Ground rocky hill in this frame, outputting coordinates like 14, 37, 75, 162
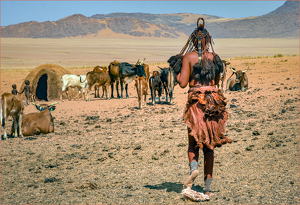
0, 14, 184, 38
1, 1, 298, 38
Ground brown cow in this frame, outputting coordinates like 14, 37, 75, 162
138, 60, 150, 80
1, 93, 24, 140
134, 76, 148, 109
92, 65, 109, 98
135, 60, 150, 108
108, 60, 121, 98
85, 71, 111, 101
226, 67, 249, 92
12, 102, 57, 136
216, 59, 230, 92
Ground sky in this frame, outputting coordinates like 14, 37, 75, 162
1, 1, 286, 27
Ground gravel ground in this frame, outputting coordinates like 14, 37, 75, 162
1, 56, 299, 204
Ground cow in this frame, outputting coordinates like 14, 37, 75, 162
11, 102, 57, 136
216, 59, 231, 93
108, 58, 147, 99
85, 70, 111, 101
92, 66, 109, 98
158, 66, 177, 104
226, 67, 249, 92
61, 74, 88, 101
140, 61, 150, 80
134, 76, 148, 109
108, 60, 121, 98
1, 93, 24, 140
149, 71, 163, 105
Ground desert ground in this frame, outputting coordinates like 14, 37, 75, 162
0, 37, 299, 204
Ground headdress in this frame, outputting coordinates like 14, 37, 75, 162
179, 18, 214, 56
168, 18, 216, 74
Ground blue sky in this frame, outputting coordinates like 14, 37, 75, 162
1, 1, 285, 27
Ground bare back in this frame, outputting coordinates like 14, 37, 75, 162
177, 52, 217, 88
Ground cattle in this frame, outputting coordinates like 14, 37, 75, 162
140, 61, 150, 80
1, 93, 24, 140
226, 67, 249, 92
61, 74, 88, 100
149, 71, 163, 105
134, 60, 149, 108
85, 70, 111, 101
134, 76, 148, 109
158, 66, 177, 104
11, 102, 57, 136
108, 60, 121, 98
92, 66, 109, 98
216, 59, 231, 92
108, 58, 147, 99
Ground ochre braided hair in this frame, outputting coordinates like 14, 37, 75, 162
168, 17, 223, 78
179, 18, 213, 55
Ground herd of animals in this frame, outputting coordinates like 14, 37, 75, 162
1, 58, 249, 140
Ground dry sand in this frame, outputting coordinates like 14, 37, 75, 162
0, 38, 299, 204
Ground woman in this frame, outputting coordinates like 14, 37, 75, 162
176, 18, 233, 201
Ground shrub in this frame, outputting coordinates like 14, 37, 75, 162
274, 54, 283, 58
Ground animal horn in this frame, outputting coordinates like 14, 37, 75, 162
157, 66, 164, 70
136, 59, 140, 65
242, 67, 249, 73
226, 59, 231, 61
48, 102, 59, 106
32, 102, 42, 110
140, 58, 146, 64
230, 67, 237, 72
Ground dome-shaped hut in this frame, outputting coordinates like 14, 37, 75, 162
19, 64, 70, 101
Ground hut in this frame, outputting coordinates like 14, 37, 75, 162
19, 64, 70, 101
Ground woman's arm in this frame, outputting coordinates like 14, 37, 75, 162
177, 52, 198, 88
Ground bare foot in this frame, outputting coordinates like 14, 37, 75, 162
183, 170, 199, 189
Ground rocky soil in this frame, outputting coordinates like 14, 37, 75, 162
1, 55, 299, 204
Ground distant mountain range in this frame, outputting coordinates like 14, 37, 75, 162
1, 1, 298, 38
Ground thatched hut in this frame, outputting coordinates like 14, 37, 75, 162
19, 64, 70, 101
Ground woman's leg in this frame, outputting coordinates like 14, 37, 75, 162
183, 129, 200, 189
203, 145, 214, 196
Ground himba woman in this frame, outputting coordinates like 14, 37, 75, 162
169, 18, 233, 201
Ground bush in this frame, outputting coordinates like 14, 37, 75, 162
274, 54, 283, 58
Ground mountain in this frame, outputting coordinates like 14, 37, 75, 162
263, 0, 298, 17
1, 1, 298, 38
0, 14, 183, 38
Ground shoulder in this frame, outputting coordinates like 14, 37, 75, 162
184, 51, 198, 60
183, 52, 199, 67
183, 52, 199, 66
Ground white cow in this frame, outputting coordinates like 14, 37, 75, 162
61, 74, 88, 101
